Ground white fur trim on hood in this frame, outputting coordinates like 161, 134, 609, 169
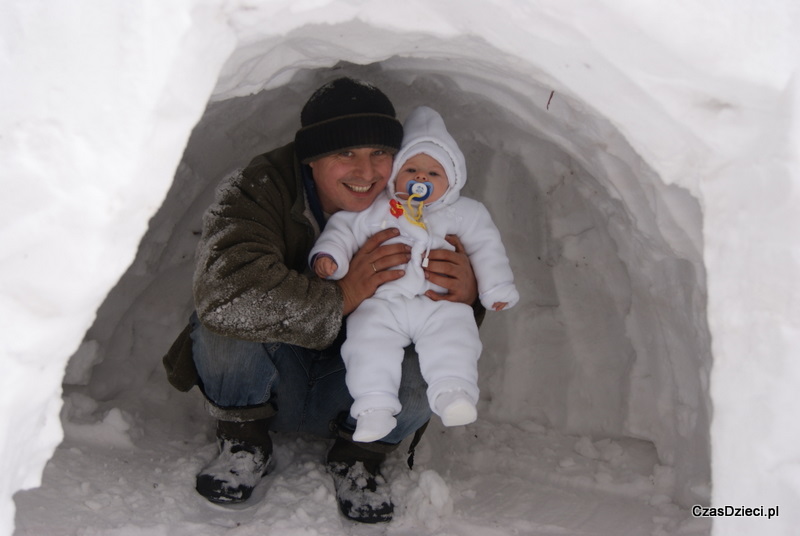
388, 106, 467, 209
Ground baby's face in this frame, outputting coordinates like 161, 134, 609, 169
394, 153, 449, 203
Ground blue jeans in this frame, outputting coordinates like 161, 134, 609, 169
189, 313, 432, 444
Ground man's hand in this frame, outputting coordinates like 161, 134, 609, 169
337, 228, 411, 316
424, 234, 479, 305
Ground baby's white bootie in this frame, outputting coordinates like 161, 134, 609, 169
434, 390, 478, 427
353, 408, 397, 443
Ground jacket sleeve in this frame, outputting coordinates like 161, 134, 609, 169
193, 166, 343, 349
456, 200, 520, 310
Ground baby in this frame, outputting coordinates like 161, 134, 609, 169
310, 106, 519, 442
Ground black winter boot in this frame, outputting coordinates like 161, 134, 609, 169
326, 437, 395, 523
195, 419, 272, 504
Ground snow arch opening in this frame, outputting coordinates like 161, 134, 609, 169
69, 42, 711, 512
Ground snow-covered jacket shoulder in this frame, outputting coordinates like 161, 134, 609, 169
193, 142, 343, 348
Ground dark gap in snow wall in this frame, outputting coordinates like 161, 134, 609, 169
68, 60, 712, 507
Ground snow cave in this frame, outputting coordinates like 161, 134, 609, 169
5, 3, 798, 535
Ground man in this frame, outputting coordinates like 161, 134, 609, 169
163, 77, 480, 524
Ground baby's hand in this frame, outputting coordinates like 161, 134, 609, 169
314, 256, 338, 278
492, 302, 508, 312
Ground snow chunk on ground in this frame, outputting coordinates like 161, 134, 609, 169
61, 393, 136, 449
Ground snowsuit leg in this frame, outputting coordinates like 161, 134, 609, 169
342, 297, 410, 418
412, 299, 482, 411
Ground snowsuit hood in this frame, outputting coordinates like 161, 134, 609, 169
388, 106, 466, 209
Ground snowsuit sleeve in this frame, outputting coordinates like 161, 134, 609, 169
308, 209, 367, 281
456, 200, 520, 310
193, 146, 344, 349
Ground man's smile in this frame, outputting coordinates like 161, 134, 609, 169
344, 183, 374, 193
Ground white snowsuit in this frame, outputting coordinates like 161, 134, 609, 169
309, 106, 519, 422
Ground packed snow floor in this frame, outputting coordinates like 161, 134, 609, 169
14, 376, 710, 536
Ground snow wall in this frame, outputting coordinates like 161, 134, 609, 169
1, 1, 798, 535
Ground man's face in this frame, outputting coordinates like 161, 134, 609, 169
309, 147, 393, 214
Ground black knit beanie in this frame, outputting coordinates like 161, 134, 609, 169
295, 78, 403, 164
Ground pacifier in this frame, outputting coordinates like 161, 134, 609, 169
407, 181, 433, 201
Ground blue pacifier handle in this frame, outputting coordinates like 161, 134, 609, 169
407, 181, 433, 201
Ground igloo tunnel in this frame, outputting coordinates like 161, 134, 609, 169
5, 2, 799, 535
82, 55, 712, 500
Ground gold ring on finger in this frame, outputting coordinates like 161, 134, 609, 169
371, 262, 377, 273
